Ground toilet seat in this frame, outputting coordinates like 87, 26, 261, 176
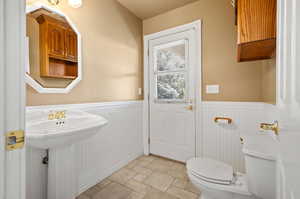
187, 158, 234, 185
187, 158, 253, 196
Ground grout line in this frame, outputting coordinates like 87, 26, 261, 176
82, 155, 199, 198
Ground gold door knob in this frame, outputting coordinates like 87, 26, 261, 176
186, 105, 193, 111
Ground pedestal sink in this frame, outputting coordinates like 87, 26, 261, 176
26, 109, 108, 199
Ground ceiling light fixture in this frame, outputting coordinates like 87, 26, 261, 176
47, 0, 82, 8
68, 0, 82, 8
48, 0, 60, 6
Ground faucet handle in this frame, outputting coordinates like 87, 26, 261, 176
61, 111, 66, 119
48, 111, 55, 120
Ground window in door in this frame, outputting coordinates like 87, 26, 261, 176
153, 39, 189, 103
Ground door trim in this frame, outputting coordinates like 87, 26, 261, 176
0, 0, 4, 197
0, 0, 26, 198
143, 20, 202, 157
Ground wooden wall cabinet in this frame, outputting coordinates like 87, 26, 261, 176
37, 14, 78, 79
237, 0, 277, 62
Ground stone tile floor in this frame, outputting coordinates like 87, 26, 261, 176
77, 155, 201, 199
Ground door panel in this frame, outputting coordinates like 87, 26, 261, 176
149, 29, 196, 162
65, 29, 77, 61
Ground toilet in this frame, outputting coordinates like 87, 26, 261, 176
186, 135, 277, 199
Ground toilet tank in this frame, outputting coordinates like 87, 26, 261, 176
242, 134, 278, 199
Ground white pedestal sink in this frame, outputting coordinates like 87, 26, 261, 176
26, 109, 108, 199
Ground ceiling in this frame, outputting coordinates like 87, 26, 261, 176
117, 0, 199, 20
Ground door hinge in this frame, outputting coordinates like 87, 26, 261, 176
6, 130, 25, 151
148, 138, 150, 144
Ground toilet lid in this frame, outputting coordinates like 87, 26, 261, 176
187, 158, 234, 184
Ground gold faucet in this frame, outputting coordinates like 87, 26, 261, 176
260, 120, 279, 135
48, 111, 66, 120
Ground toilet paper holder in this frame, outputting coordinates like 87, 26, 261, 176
214, 117, 233, 124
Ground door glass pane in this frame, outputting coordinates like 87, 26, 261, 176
156, 41, 186, 72
157, 73, 186, 100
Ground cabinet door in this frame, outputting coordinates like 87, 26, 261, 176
65, 30, 77, 61
48, 23, 65, 58
237, 0, 276, 44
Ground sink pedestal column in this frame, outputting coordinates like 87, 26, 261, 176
48, 144, 78, 199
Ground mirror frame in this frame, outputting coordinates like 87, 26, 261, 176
26, 3, 82, 94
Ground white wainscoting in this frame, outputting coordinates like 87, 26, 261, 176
26, 147, 48, 199
201, 102, 268, 172
26, 100, 273, 199
26, 101, 143, 199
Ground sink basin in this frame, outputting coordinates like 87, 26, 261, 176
26, 109, 108, 149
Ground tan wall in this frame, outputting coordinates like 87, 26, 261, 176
261, 58, 276, 104
27, 0, 276, 106
26, 0, 143, 106
143, 0, 264, 102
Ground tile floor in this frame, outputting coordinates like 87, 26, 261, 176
77, 155, 201, 199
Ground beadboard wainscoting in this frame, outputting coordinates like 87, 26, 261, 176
26, 101, 143, 199
26, 101, 274, 199
201, 102, 268, 172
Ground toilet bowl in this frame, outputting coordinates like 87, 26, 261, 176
187, 158, 256, 199
186, 134, 277, 199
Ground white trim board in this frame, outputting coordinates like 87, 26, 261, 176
202, 101, 267, 108
25, 3, 83, 94
143, 20, 202, 157
0, 0, 5, 197
26, 100, 143, 111
0, 0, 26, 199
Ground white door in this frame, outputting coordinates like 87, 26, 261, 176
148, 28, 198, 162
0, 0, 26, 199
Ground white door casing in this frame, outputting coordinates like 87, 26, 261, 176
276, 1, 300, 198
0, 0, 26, 199
0, 0, 4, 197
276, 0, 300, 129
143, 21, 202, 162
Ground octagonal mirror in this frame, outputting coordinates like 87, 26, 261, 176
26, 3, 82, 93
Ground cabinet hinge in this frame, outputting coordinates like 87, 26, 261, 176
6, 130, 25, 151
